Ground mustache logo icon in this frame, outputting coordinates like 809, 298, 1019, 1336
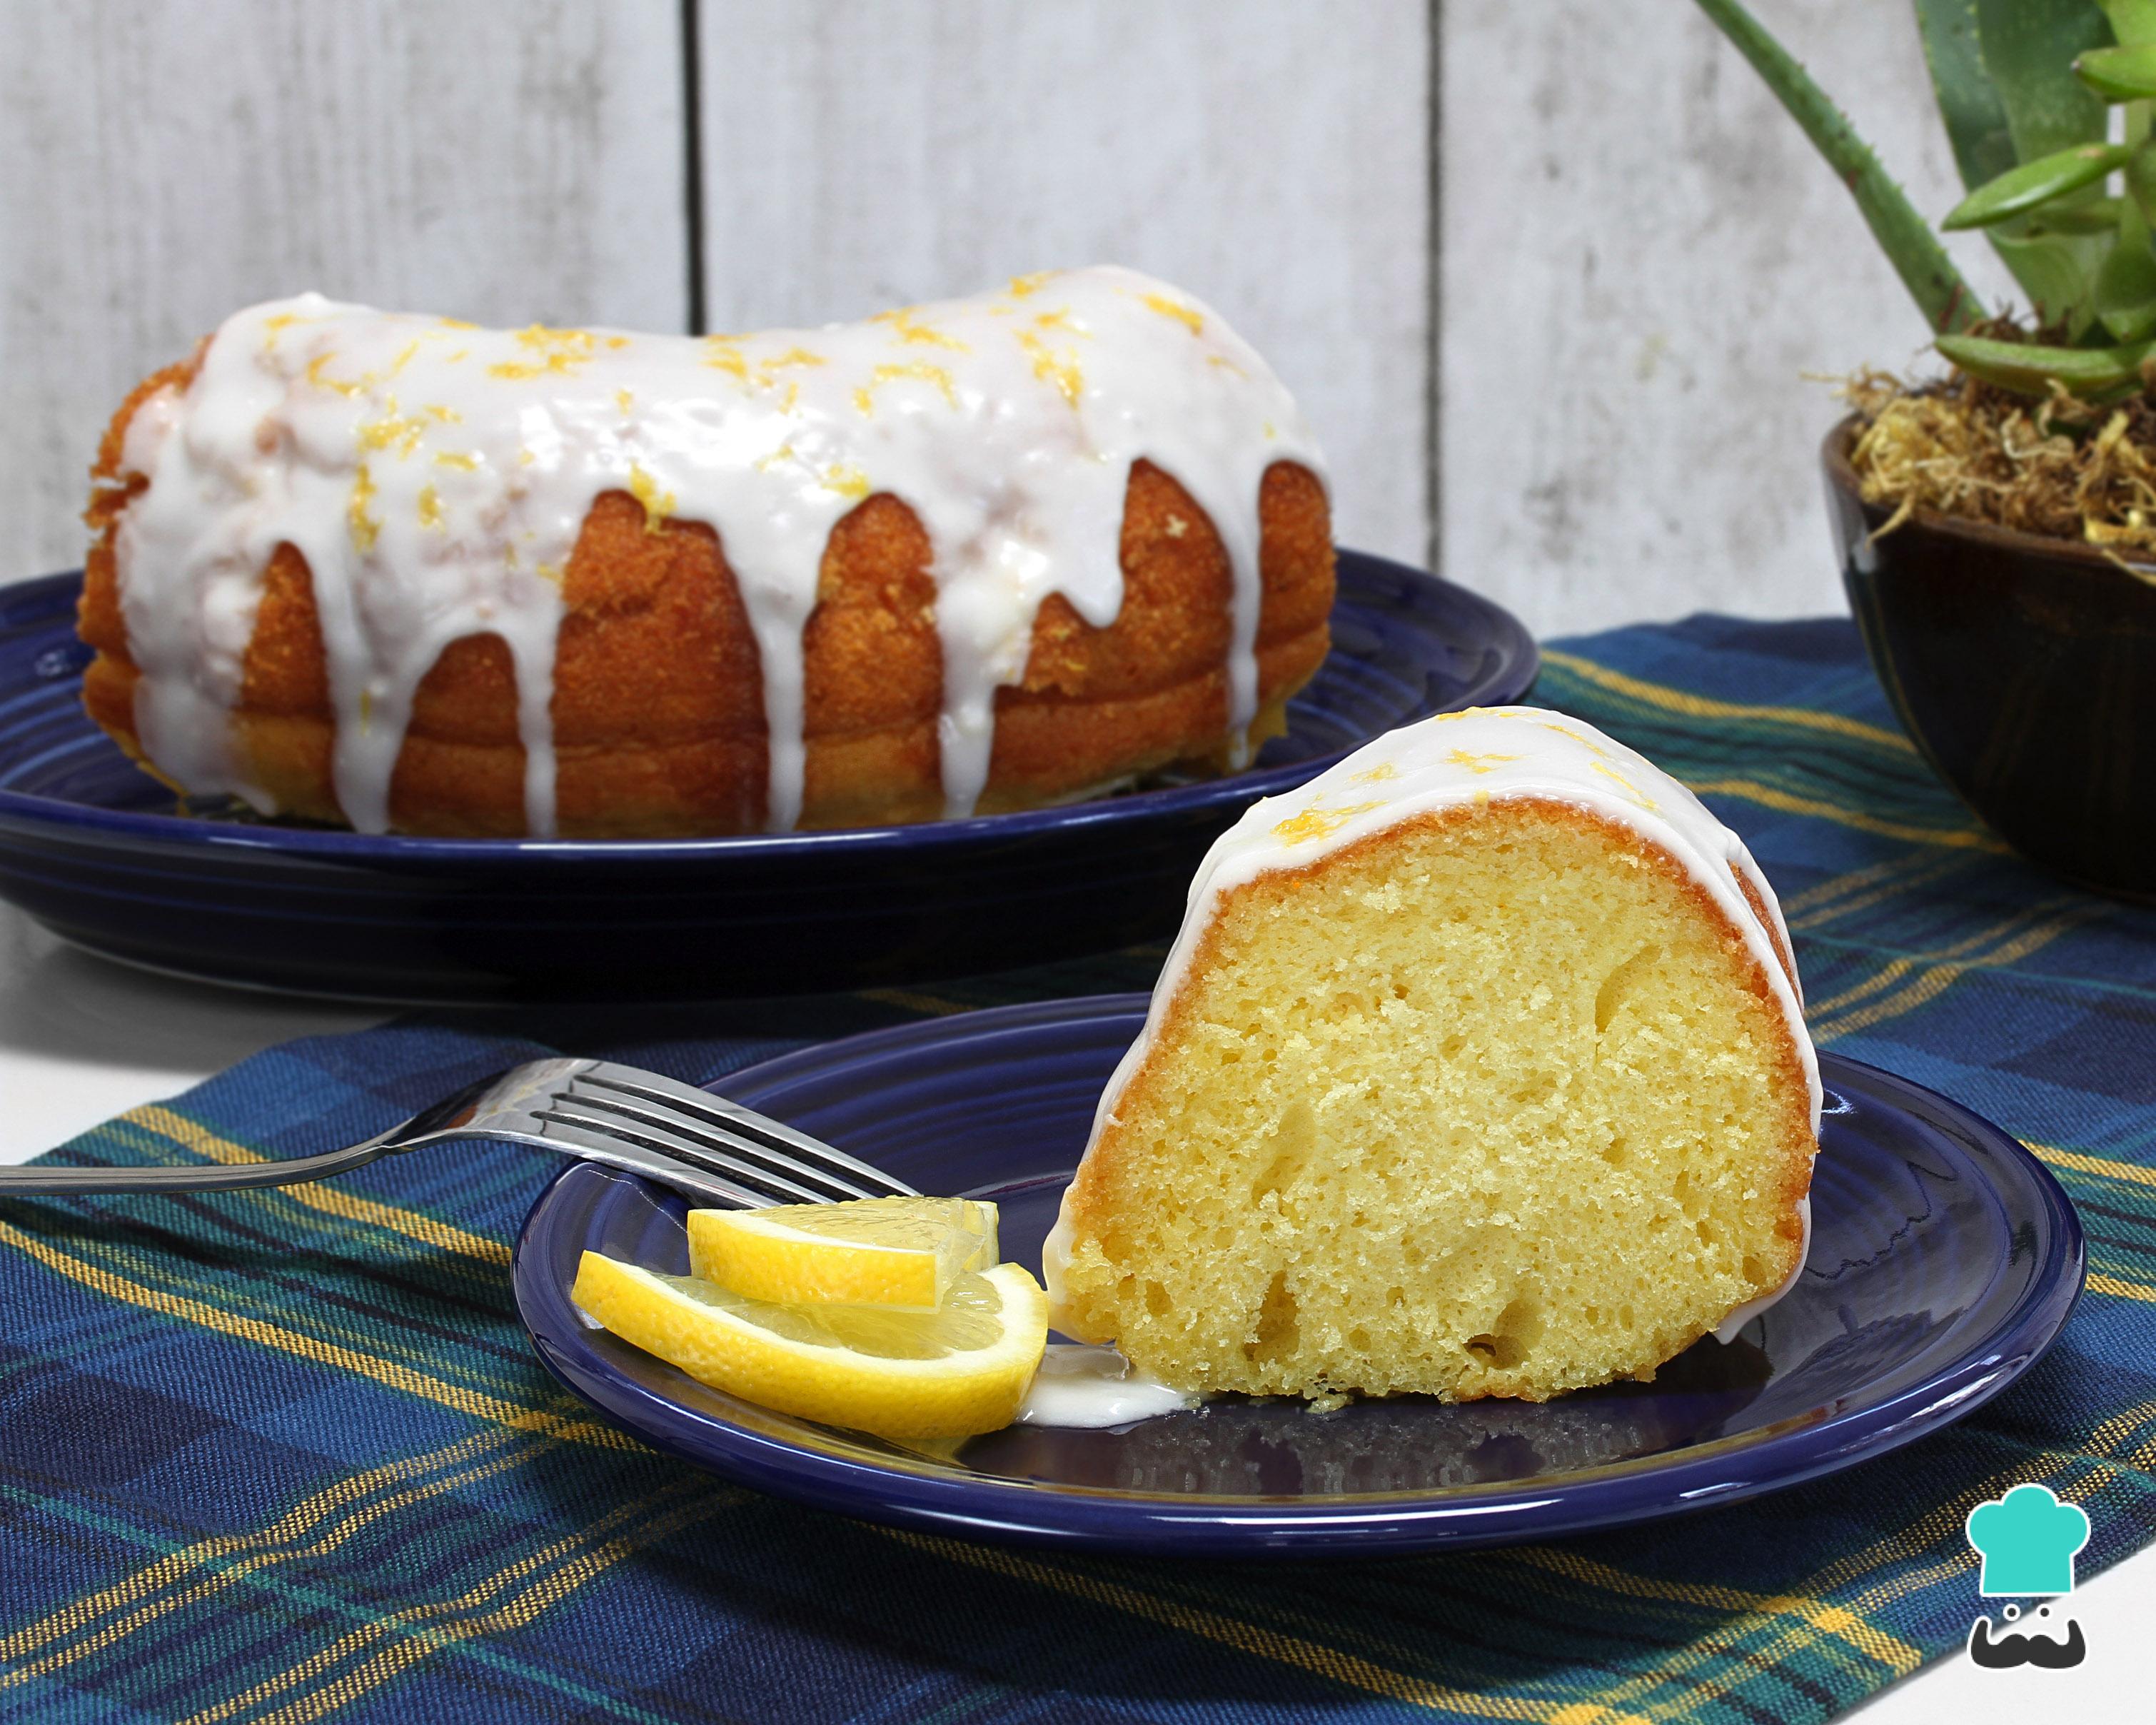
1967, 1603, 2086, 1671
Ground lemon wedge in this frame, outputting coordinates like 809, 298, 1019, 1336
570, 1252, 1047, 1438
686, 1196, 998, 1310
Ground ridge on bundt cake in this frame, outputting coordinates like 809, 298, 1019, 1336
79, 266, 1333, 838
1042, 707, 1820, 1404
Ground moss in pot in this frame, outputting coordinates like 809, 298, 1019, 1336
1698, 0, 2156, 897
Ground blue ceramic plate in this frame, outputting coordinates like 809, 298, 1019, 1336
0, 553, 1533, 1001
515, 995, 2085, 1556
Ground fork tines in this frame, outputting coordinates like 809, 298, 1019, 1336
566, 1064, 917, 1207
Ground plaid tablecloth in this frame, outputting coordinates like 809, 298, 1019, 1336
3, 614, 2152, 1724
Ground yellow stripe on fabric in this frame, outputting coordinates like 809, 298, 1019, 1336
1803, 895, 2085, 1017
26, 1218, 545, 1414
1508, 1549, 1922, 1674
182, 1486, 725, 1725
0, 1429, 541, 1684
0, 1217, 631, 1450
1683, 780, 2005, 853
1800, 896, 2075, 1018
1539, 652, 1915, 753
2031, 1142, 2156, 1192
1783, 852, 1969, 930
121, 1105, 512, 1267
873, 1529, 1652, 1724
1811, 902, 2100, 1042
2088, 1273, 2156, 1304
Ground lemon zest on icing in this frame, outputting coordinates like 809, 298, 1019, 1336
1271, 801, 1381, 845
1591, 759, 1659, 810
305, 354, 366, 398
488, 325, 599, 380
627, 464, 676, 531
1538, 719, 1606, 754
702, 339, 751, 382
876, 310, 969, 351
347, 465, 380, 552
356, 401, 427, 458
1013, 329, 1084, 406
1140, 293, 1204, 335
855, 363, 959, 414
1445, 749, 1521, 777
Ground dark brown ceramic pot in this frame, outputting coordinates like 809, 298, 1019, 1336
1823, 416, 2156, 900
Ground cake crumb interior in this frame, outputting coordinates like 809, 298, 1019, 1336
1056, 803, 1811, 1403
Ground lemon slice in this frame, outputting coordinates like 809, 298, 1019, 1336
570, 1252, 1047, 1439
686, 1196, 999, 1309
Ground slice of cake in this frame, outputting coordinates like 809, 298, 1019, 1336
1042, 706, 1820, 1403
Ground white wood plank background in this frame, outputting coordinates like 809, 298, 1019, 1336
1444, 0, 2020, 633
693, 0, 1431, 569
0, 0, 2032, 635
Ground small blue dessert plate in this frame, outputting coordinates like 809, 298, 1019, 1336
0, 550, 1534, 1002
515, 995, 2086, 1557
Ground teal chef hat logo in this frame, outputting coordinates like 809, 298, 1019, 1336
1965, 1484, 2090, 1597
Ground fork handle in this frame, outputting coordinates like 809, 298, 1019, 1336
0, 1143, 395, 1195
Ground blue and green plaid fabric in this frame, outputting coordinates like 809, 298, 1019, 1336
3, 615, 2151, 1724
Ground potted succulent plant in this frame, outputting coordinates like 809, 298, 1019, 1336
1698, 0, 2156, 899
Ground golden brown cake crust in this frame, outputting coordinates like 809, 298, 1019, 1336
80, 358, 1334, 836
1058, 798, 1817, 1402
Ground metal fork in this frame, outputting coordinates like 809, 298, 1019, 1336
0, 1058, 917, 1209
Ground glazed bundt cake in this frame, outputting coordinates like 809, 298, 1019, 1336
79, 267, 1333, 837
1044, 707, 1820, 1404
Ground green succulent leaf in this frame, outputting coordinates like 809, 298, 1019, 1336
2095, 232, 2156, 340
2100, 1, 2156, 48
1937, 329, 2155, 396
1968, 1, 2116, 322
1943, 141, 2130, 226
2024, 197, 2128, 232
2128, 137, 2156, 221
1916, 0, 2020, 191
1981, 0, 2115, 149
2077, 41, 2156, 96
1985, 224, 2108, 333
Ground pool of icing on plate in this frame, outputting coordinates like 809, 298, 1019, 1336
111, 266, 1324, 835
1014, 1344, 1195, 1429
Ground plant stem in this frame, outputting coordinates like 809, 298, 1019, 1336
1695, 0, 1988, 332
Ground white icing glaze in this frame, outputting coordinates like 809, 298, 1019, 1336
1014, 1344, 1197, 1428
109, 267, 1324, 835
1042, 705, 1822, 1339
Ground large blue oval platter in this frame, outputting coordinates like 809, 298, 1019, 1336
0, 551, 1534, 1000
515, 995, 2085, 1557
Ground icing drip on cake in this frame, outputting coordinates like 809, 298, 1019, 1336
1042, 705, 1823, 1342
110, 266, 1324, 835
